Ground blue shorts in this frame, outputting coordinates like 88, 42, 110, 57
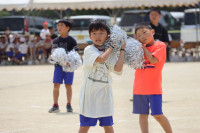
16, 53, 26, 60
132, 95, 163, 115
53, 66, 74, 84
6, 52, 14, 58
80, 114, 114, 127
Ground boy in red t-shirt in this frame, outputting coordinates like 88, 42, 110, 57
133, 22, 172, 133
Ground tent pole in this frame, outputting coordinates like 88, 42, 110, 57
60, 10, 63, 18
106, 8, 121, 25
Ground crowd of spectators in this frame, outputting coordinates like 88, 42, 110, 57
0, 22, 57, 65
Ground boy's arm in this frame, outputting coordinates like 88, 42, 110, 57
142, 44, 159, 64
114, 43, 126, 72
95, 47, 113, 63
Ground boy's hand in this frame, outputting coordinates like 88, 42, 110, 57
141, 44, 147, 49
66, 62, 71, 67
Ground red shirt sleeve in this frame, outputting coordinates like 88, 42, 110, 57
152, 42, 166, 62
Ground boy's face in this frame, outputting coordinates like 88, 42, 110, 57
89, 29, 108, 47
136, 28, 155, 44
45, 35, 51, 40
149, 11, 161, 24
57, 23, 69, 35
43, 24, 48, 29
1, 37, 6, 43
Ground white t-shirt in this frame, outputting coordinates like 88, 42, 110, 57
18, 43, 28, 54
0, 42, 7, 49
27, 41, 35, 48
6, 43, 14, 52
40, 29, 50, 40
35, 41, 42, 48
14, 43, 20, 50
79, 45, 121, 118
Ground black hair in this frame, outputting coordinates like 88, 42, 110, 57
57, 19, 72, 31
150, 7, 161, 14
35, 33, 40, 36
48, 27, 53, 30
135, 22, 152, 34
88, 19, 110, 34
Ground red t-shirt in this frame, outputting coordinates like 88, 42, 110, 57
133, 41, 166, 95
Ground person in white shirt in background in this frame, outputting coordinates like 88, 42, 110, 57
13, 37, 28, 64
13, 33, 21, 50
40, 21, 50, 40
78, 19, 126, 133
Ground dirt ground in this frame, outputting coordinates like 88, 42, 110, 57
0, 62, 199, 133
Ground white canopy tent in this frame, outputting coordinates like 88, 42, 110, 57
0, 0, 200, 11
0, 0, 30, 11
30, 0, 200, 10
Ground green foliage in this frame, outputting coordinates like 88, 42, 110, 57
0, 11, 10, 17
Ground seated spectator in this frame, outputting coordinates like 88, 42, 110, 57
4, 27, 11, 43
13, 37, 28, 64
5, 39, 15, 60
0, 35, 8, 56
49, 27, 57, 40
0, 35, 8, 63
25, 32, 35, 60
43, 33, 52, 60
34, 35, 43, 61
13, 33, 21, 50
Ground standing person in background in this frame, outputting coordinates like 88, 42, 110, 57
149, 8, 170, 61
40, 21, 50, 40
49, 27, 58, 40
48, 19, 79, 113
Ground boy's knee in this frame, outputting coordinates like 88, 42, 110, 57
65, 84, 72, 89
140, 114, 149, 119
153, 114, 163, 121
54, 83, 60, 89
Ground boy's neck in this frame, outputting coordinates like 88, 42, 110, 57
94, 44, 99, 48
60, 33, 68, 38
146, 40, 155, 46
151, 21, 159, 26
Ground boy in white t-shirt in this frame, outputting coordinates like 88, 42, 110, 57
78, 20, 126, 133
13, 37, 28, 64
6, 41, 15, 58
